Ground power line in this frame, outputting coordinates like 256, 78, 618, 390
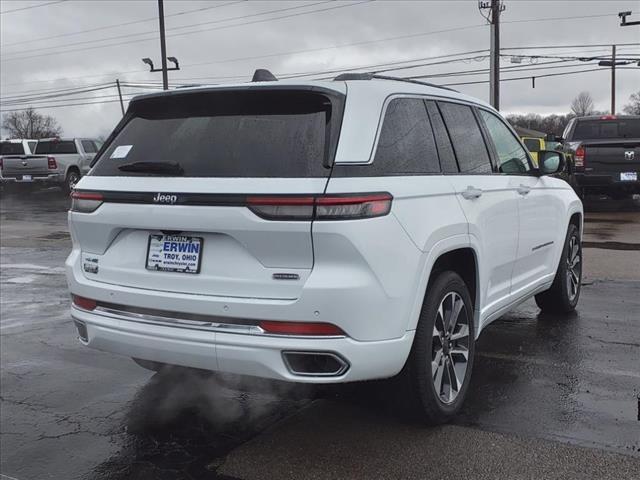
0, 0, 66, 14
1, 0, 348, 60
1, 0, 245, 47
442, 66, 637, 86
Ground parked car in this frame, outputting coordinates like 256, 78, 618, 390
1, 139, 38, 189
0, 137, 102, 193
561, 115, 640, 199
521, 136, 545, 165
66, 73, 583, 424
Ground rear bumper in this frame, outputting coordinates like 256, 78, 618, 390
574, 173, 640, 192
1, 173, 62, 184
70, 304, 414, 383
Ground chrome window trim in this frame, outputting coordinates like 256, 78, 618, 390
339, 93, 488, 166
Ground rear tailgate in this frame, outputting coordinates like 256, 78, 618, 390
71, 87, 344, 300
583, 140, 640, 179
1, 155, 50, 178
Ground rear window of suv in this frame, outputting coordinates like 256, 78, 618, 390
0, 142, 25, 155
91, 89, 342, 178
35, 141, 77, 154
572, 118, 640, 140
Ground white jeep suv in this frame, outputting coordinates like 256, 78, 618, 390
66, 73, 583, 423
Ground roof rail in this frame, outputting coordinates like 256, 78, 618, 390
333, 72, 458, 92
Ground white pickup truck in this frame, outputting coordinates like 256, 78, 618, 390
0, 137, 102, 193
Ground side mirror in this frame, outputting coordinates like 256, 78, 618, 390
538, 150, 565, 175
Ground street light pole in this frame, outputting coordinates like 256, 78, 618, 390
157, 0, 169, 90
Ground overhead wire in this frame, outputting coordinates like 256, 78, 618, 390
1, 1, 246, 47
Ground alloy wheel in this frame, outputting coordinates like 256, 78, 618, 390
431, 291, 470, 404
566, 235, 581, 301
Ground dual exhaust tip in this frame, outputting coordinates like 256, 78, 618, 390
282, 351, 349, 377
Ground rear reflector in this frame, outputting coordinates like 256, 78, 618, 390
259, 321, 345, 336
575, 146, 585, 168
70, 191, 103, 213
72, 295, 96, 311
47, 156, 57, 169
247, 192, 392, 221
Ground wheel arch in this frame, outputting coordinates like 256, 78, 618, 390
407, 240, 480, 336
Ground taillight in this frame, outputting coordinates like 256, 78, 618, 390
72, 295, 96, 311
575, 146, 585, 168
247, 193, 392, 221
70, 191, 103, 213
259, 321, 345, 336
47, 156, 57, 169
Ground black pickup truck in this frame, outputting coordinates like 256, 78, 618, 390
561, 115, 640, 199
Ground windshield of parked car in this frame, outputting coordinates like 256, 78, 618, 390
572, 118, 640, 140
91, 90, 341, 178
35, 141, 78, 154
0, 142, 25, 155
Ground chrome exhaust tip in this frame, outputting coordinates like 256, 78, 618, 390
282, 351, 349, 377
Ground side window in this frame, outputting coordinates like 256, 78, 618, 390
372, 98, 441, 174
523, 138, 541, 152
425, 101, 458, 173
438, 102, 492, 174
81, 140, 97, 154
562, 118, 574, 140
479, 110, 531, 174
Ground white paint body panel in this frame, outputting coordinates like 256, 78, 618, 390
66, 79, 582, 383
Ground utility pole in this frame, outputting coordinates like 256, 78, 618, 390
598, 46, 628, 115
611, 45, 616, 115
115, 79, 124, 116
479, 0, 505, 110
141, 0, 179, 89
157, 0, 169, 90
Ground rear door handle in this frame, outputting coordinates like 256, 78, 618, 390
517, 185, 531, 196
461, 186, 483, 200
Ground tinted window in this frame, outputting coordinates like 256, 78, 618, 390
480, 110, 531, 174
572, 118, 640, 140
523, 138, 541, 152
35, 141, 77, 154
0, 142, 25, 155
371, 98, 440, 174
82, 140, 97, 153
91, 90, 337, 178
439, 102, 492, 174
28, 141, 37, 153
425, 101, 458, 173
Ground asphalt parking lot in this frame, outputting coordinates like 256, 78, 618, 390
1, 189, 639, 480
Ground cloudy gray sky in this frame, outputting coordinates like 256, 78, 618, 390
1, 0, 639, 138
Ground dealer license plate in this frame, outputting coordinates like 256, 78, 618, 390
620, 172, 637, 181
146, 234, 203, 274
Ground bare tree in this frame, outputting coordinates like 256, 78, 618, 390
570, 91, 595, 117
622, 91, 640, 115
1, 108, 63, 139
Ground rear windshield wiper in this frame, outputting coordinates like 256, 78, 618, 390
117, 161, 184, 175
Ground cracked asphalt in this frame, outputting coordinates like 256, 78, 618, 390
1, 189, 639, 480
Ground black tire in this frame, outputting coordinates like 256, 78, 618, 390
535, 223, 582, 313
63, 169, 80, 194
403, 270, 475, 425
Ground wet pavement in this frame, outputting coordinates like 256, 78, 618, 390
1, 189, 639, 479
